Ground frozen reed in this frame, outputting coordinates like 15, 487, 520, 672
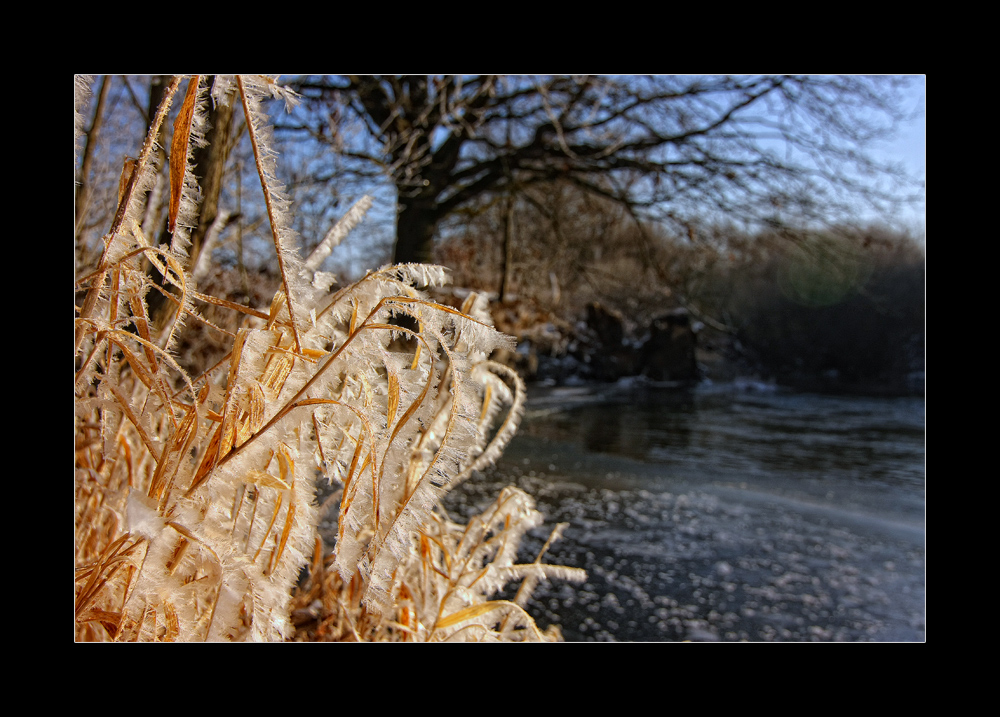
74, 75, 583, 642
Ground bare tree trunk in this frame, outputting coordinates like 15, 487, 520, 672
499, 194, 514, 303
141, 76, 179, 330
187, 77, 237, 272
393, 199, 438, 266
145, 76, 237, 331
144, 76, 173, 248
75, 75, 111, 239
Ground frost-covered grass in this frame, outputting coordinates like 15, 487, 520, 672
74, 75, 583, 642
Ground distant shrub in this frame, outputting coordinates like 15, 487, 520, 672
728, 227, 924, 392
436, 182, 924, 393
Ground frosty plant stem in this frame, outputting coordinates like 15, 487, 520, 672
74, 75, 584, 641
212, 294, 459, 476
237, 75, 302, 354
75, 76, 183, 352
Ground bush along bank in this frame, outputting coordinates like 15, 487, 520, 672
488, 291, 923, 397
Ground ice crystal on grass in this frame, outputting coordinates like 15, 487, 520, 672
74, 75, 583, 642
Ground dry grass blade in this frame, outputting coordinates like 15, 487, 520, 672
236, 75, 302, 354
75, 75, 583, 642
386, 370, 400, 428
169, 76, 200, 234
434, 600, 524, 629
75, 76, 182, 352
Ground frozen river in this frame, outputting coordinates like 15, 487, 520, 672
445, 381, 926, 642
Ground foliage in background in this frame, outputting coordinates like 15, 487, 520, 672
435, 182, 924, 391
282, 75, 924, 266
74, 75, 583, 642
726, 227, 925, 391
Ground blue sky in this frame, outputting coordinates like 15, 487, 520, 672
877, 76, 925, 230
889, 77, 926, 178
284, 75, 928, 276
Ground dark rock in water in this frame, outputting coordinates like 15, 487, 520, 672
580, 303, 640, 382
586, 302, 625, 348
574, 303, 699, 384
492, 299, 701, 386
640, 308, 698, 383
589, 347, 640, 383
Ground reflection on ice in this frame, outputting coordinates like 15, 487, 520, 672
445, 382, 925, 641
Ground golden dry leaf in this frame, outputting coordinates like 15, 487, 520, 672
261, 347, 294, 396
343, 433, 366, 493
247, 382, 267, 436
435, 601, 512, 629
168, 76, 200, 234
253, 493, 284, 563
163, 602, 180, 641
245, 469, 291, 492
410, 341, 422, 370
268, 291, 286, 328
117, 157, 137, 211
387, 371, 400, 427
277, 442, 295, 486
479, 384, 493, 424
274, 501, 297, 570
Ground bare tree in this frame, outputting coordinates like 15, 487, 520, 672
281, 75, 923, 264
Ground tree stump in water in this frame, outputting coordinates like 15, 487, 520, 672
640, 308, 698, 383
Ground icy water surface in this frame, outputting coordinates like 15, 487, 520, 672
445, 382, 926, 642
